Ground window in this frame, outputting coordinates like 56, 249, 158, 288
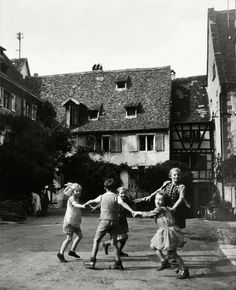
3, 90, 11, 110
32, 104, 37, 120
212, 63, 216, 81
138, 135, 154, 151
88, 110, 99, 121
102, 136, 110, 152
26, 102, 31, 117
126, 107, 137, 118
116, 81, 127, 90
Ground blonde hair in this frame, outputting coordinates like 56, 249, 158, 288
63, 183, 81, 196
168, 167, 182, 178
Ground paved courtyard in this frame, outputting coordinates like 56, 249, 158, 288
0, 208, 236, 290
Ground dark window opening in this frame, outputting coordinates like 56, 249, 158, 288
102, 136, 110, 152
116, 81, 126, 89
89, 110, 99, 120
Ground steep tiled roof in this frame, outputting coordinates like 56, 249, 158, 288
26, 66, 171, 132
0, 46, 39, 99
11, 58, 30, 76
172, 75, 210, 123
208, 8, 236, 85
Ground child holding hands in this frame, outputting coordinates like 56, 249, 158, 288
84, 178, 135, 270
57, 183, 85, 263
133, 192, 189, 279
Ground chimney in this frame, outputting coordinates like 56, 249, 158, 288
171, 69, 176, 80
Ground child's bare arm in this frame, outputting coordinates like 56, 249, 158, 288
72, 200, 86, 208
117, 196, 134, 215
84, 196, 101, 207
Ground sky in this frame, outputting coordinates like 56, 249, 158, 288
0, 0, 234, 77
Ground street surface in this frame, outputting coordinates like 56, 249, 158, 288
0, 208, 236, 290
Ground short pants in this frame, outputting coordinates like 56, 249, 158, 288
63, 224, 82, 236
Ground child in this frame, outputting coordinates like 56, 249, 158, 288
135, 167, 191, 229
101, 187, 132, 257
57, 183, 85, 263
84, 178, 135, 270
133, 192, 189, 279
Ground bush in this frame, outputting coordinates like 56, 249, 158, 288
62, 152, 128, 201
136, 159, 193, 193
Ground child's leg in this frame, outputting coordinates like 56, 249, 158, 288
59, 234, 73, 255
118, 233, 128, 252
168, 250, 186, 269
150, 243, 165, 261
71, 231, 83, 252
110, 234, 120, 262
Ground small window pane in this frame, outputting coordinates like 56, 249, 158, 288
139, 135, 146, 151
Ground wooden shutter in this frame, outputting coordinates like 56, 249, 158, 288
110, 135, 122, 153
128, 135, 138, 152
155, 133, 164, 151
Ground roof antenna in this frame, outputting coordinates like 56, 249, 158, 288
16, 32, 23, 58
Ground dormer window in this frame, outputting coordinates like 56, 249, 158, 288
116, 80, 127, 90
124, 102, 140, 119
126, 107, 137, 118
115, 75, 129, 91
88, 110, 99, 121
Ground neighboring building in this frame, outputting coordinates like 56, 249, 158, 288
0, 46, 41, 144
171, 76, 213, 211
27, 66, 171, 173
11, 58, 31, 79
207, 8, 236, 207
207, 8, 236, 160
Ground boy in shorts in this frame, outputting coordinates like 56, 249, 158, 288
57, 183, 85, 263
84, 178, 135, 270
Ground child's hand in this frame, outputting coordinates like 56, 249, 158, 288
132, 211, 143, 217
134, 198, 143, 203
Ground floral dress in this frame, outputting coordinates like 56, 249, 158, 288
142, 207, 185, 251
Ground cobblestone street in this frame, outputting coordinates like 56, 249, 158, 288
0, 208, 236, 290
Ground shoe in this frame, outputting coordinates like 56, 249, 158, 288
84, 257, 96, 270
57, 252, 67, 263
177, 268, 190, 279
168, 258, 178, 265
110, 260, 124, 270
120, 251, 129, 257
157, 260, 171, 271
102, 242, 109, 255
68, 250, 80, 258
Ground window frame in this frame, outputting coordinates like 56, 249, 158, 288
116, 80, 127, 91
102, 135, 111, 152
125, 107, 137, 119
138, 134, 155, 152
88, 110, 99, 121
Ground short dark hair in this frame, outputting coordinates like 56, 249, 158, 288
104, 178, 119, 192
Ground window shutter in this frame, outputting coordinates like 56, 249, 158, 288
110, 135, 122, 153
0, 87, 3, 107
128, 135, 138, 152
155, 133, 164, 151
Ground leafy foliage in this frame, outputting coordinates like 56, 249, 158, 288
62, 152, 125, 201
0, 102, 72, 200
136, 159, 193, 193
